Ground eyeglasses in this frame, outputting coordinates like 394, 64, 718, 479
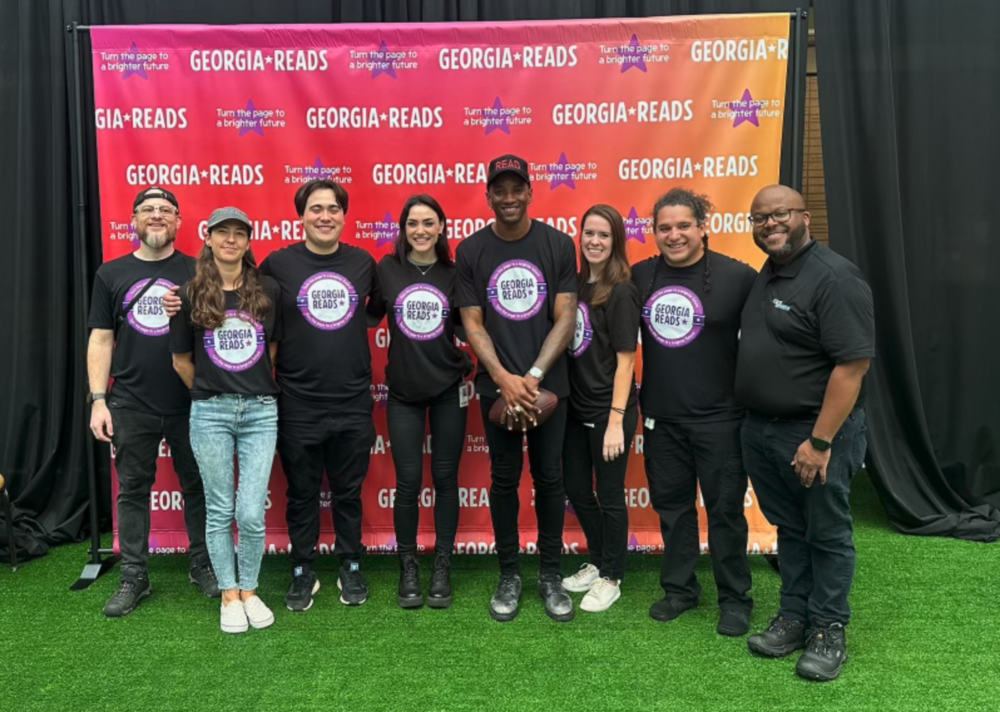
749, 208, 806, 226
135, 205, 177, 217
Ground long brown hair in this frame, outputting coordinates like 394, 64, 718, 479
578, 204, 631, 305
188, 243, 271, 330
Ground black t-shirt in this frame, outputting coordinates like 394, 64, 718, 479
169, 278, 282, 399
87, 251, 196, 414
455, 220, 578, 399
568, 280, 640, 422
736, 240, 875, 418
630, 251, 758, 423
259, 242, 384, 413
376, 255, 471, 403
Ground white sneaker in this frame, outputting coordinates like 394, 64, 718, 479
243, 595, 275, 629
220, 599, 248, 634
580, 578, 621, 612
562, 563, 600, 592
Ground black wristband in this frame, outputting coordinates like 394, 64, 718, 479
610, 406, 626, 415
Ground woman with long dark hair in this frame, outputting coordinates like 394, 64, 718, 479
375, 194, 471, 609
561, 204, 640, 612
169, 207, 282, 634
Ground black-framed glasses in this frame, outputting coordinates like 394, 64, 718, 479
749, 208, 806, 226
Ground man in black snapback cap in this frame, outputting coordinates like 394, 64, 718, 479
87, 186, 218, 617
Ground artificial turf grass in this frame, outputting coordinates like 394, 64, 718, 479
2, 471, 998, 712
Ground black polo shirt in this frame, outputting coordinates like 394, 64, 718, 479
735, 240, 875, 418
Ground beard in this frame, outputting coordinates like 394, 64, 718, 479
138, 230, 176, 249
754, 221, 808, 259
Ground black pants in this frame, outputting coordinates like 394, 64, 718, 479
562, 406, 638, 581
480, 396, 568, 575
741, 408, 867, 628
643, 417, 752, 611
277, 403, 375, 571
108, 402, 208, 579
386, 385, 467, 556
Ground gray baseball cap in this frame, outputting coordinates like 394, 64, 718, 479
206, 206, 253, 234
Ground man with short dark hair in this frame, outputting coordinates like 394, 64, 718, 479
88, 186, 219, 617
456, 155, 578, 622
736, 184, 875, 681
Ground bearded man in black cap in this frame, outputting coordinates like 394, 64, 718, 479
87, 186, 219, 618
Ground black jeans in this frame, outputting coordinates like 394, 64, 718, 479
562, 406, 638, 581
741, 408, 867, 628
277, 404, 375, 571
480, 396, 568, 576
643, 417, 752, 611
109, 402, 208, 579
386, 385, 467, 556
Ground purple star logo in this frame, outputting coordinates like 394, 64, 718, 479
238, 99, 264, 137
483, 96, 511, 135
732, 88, 760, 128
121, 42, 149, 80
627, 533, 639, 551
375, 211, 395, 247
385, 535, 397, 551
305, 156, 325, 179
128, 224, 139, 249
624, 207, 646, 243
549, 152, 576, 190
371, 40, 397, 79
148, 537, 158, 550
615, 35, 648, 74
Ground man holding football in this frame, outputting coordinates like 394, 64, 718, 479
456, 154, 578, 623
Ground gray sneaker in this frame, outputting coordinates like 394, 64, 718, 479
489, 573, 522, 622
103, 576, 151, 618
538, 572, 574, 622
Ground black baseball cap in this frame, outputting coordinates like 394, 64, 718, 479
486, 154, 530, 187
132, 186, 179, 211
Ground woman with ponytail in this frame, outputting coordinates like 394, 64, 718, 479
169, 207, 282, 634
630, 188, 758, 637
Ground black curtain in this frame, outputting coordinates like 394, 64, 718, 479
815, 0, 1000, 541
0, 0, 803, 563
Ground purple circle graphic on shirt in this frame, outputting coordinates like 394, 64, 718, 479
642, 286, 706, 348
394, 283, 448, 341
203, 310, 265, 372
568, 302, 593, 357
486, 259, 547, 321
123, 278, 177, 336
296, 271, 358, 330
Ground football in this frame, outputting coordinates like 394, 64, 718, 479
488, 388, 559, 432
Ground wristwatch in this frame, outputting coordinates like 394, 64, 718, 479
527, 366, 545, 381
89, 392, 106, 404
809, 435, 832, 451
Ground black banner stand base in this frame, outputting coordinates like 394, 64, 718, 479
70, 550, 120, 591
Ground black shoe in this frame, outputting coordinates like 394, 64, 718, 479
489, 573, 522, 622
538, 572, 574, 622
103, 577, 151, 618
285, 568, 320, 612
717, 607, 751, 637
337, 561, 368, 606
427, 553, 452, 609
188, 563, 221, 598
649, 596, 697, 622
796, 624, 848, 681
747, 616, 807, 657
398, 553, 423, 609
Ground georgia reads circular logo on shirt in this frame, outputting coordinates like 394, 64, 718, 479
642, 285, 706, 348
569, 302, 593, 357
203, 310, 265, 372
394, 283, 448, 341
296, 271, 359, 330
487, 259, 547, 321
123, 278, 176, 336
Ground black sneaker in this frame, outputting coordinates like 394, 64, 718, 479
427, 553, 452, 609
189, 563, 221, 598
717, 607, 751, 637
538, 572, 574, 622
398, 553, 423, 609
649, 596, 697, 622
489, 573, 522, 622
337, 561, 368, 606
747, 616, 807, 657
796, 624, 848, 681
285, 567, 320, 612
103, 577, 151, 618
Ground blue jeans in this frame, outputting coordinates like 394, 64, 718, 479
189, 394, 278, 591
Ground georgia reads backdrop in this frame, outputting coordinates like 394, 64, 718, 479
90, 13, 789, 557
